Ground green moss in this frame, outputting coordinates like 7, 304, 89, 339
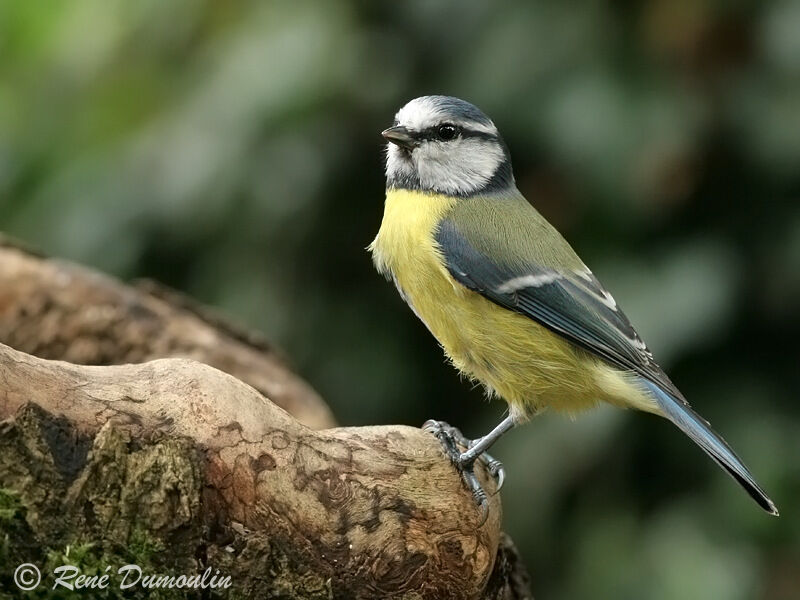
0, 487, 24, 522
0, 488, 29, 569
0, 489, 35, 600
126, 526, 166, 563
0, 498, 221, 600
35, 528, 187, 600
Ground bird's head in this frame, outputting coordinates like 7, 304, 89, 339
382, 95, 514, 197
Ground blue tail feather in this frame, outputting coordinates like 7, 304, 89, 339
641, 378, 778, 516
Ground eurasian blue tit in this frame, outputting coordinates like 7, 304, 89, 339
369, 95, 777, 522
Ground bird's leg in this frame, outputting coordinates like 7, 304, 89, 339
423, 415, 516, 524
422, 420, 505, 476
423, 419, 491, 522
460, 415, 515, 487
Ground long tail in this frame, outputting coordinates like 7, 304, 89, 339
641, 379, 778, 516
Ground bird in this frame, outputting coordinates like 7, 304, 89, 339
369, 95, 777, 523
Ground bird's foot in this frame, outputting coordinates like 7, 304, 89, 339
422, 420, 506, 489
422, 419, 506, 525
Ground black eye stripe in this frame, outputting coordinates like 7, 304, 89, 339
415, 126, 497, 142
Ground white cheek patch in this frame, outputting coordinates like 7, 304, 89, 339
385, 144, 414, 178
414, 138, 505, 196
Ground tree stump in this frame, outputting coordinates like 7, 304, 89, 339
0, 237, 532, 599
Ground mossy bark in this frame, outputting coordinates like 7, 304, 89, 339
0, 237, 532, 599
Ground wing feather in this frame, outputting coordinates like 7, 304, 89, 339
435, 217, 683, 400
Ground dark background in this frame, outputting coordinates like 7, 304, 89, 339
2, 1, 799, 597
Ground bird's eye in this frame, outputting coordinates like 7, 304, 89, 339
437, 124, 459, 141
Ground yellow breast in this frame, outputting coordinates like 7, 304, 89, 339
370, 188, 480, 355
369, 189, 456, 282
369, 189, 652, 418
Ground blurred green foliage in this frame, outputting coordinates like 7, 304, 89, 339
1, 1, 799, 598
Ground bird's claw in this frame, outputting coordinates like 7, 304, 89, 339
423, 419, 505, 522
422, 419, 463, 464
460, 461, 490, 526
485, 459, 505, 493
466, 437, 506, 493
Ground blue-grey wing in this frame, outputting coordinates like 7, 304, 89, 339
434, 217, 684, 401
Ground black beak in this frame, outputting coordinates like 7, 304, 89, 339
381, 125, 418, 150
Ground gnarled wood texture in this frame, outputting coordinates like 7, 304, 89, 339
0, 238, 532, 599
0, 236, 334, 430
